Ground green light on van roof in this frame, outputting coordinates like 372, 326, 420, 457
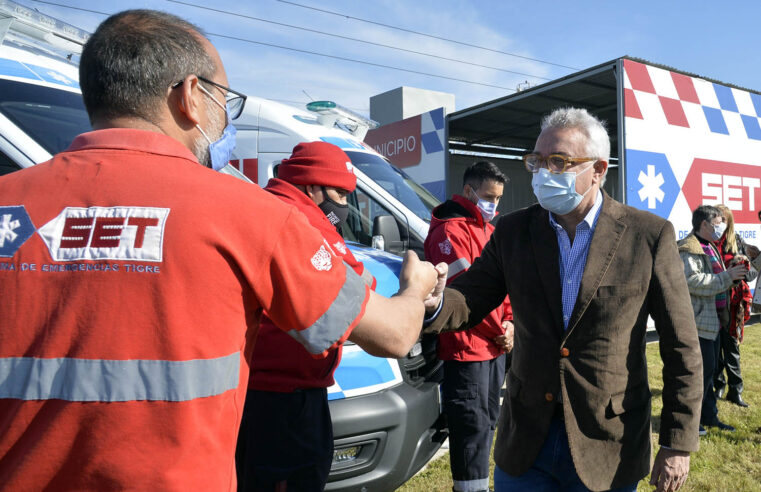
306, 101, 337, 112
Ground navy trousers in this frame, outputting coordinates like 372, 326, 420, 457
494, 417, 637, 491
443, 354, 506, 492
235, 388, 332, 492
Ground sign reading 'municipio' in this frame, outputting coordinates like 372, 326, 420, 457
364, 108, 448, 201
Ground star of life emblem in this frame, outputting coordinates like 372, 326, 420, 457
0, 206, 36, 257
311, 245, 333, 271
0, 213, 21, 248
438, 239, 452, 255
333, 241, 347, 255
637, 164, 665, 209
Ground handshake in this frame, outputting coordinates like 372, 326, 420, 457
397, 251, 447, 313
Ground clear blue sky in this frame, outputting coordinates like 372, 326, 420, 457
24, 0, 761, 116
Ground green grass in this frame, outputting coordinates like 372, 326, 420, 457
400, 324, 761, 492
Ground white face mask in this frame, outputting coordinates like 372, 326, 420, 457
531, 164, 594, 215
470, 189, 498, 222
711, 222, 727, 241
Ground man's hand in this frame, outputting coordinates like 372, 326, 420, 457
494, 320, 514, 352
650, 448, 690, 492
424, 262, 447, 313
398, 251, 438, 301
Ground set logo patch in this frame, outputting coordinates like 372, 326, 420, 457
0, 206, 36, 257
311, 245, 333, 271
37, 207, 169, 262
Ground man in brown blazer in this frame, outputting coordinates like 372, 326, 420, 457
425, 107, 702, 492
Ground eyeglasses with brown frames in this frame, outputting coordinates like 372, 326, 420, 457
523, 154, 596, 174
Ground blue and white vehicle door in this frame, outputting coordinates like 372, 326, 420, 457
327, 244, 404, 401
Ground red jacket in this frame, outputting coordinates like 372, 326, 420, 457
249, 178, 373, 392
0, 130, 369, 491
424, 194, 512, 361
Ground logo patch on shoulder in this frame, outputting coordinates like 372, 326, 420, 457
438, 239, 453, 256
37, 207, 170, 262
332, 241, 347, 255
0, 206, 36, 257
311, 245, 333, 271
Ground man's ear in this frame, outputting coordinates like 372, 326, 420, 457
174, 75, 204, 126
594, 159, 608, 181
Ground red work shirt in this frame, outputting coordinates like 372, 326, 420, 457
424, 194, 512, 361
0, 129, 370, 491
249, 178, 373, 392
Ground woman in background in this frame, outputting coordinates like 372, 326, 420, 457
714, 204, 759, 408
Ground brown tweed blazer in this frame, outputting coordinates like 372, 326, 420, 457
426, 194, 702, 491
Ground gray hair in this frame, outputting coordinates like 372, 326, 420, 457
80, 10, 217, 124
541, 107, 611, 171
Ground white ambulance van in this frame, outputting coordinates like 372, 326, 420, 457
0, 2, 445, 490
229, 98, 440, 259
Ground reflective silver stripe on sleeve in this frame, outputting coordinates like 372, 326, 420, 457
446, 257, 471, 279
287, 261, 366, 355
0, 352, 239, 402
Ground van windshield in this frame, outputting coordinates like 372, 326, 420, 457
346, 151, 439, 222
0, 79, 91, 155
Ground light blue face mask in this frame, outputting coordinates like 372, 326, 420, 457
471, 189, 498, 222
710, 222, 727, 241
531, 164, 593, 216
197, 85, 237, 171
208, 122, 237, 171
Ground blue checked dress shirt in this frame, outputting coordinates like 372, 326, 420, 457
548, 191, 604, 329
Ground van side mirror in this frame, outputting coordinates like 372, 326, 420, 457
372, 215, 403, 254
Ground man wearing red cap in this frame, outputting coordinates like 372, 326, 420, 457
236, 142, 374, 491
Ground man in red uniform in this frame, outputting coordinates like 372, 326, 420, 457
0, 10, 440, 491
236, 141, 374, 491
424, 161, 513, 492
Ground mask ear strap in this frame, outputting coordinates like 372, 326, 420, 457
195, 124, 212, 145
468, 186, 480, 203
577, 162, 598, 197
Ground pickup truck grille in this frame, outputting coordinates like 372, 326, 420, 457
400, 333, 442, 387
